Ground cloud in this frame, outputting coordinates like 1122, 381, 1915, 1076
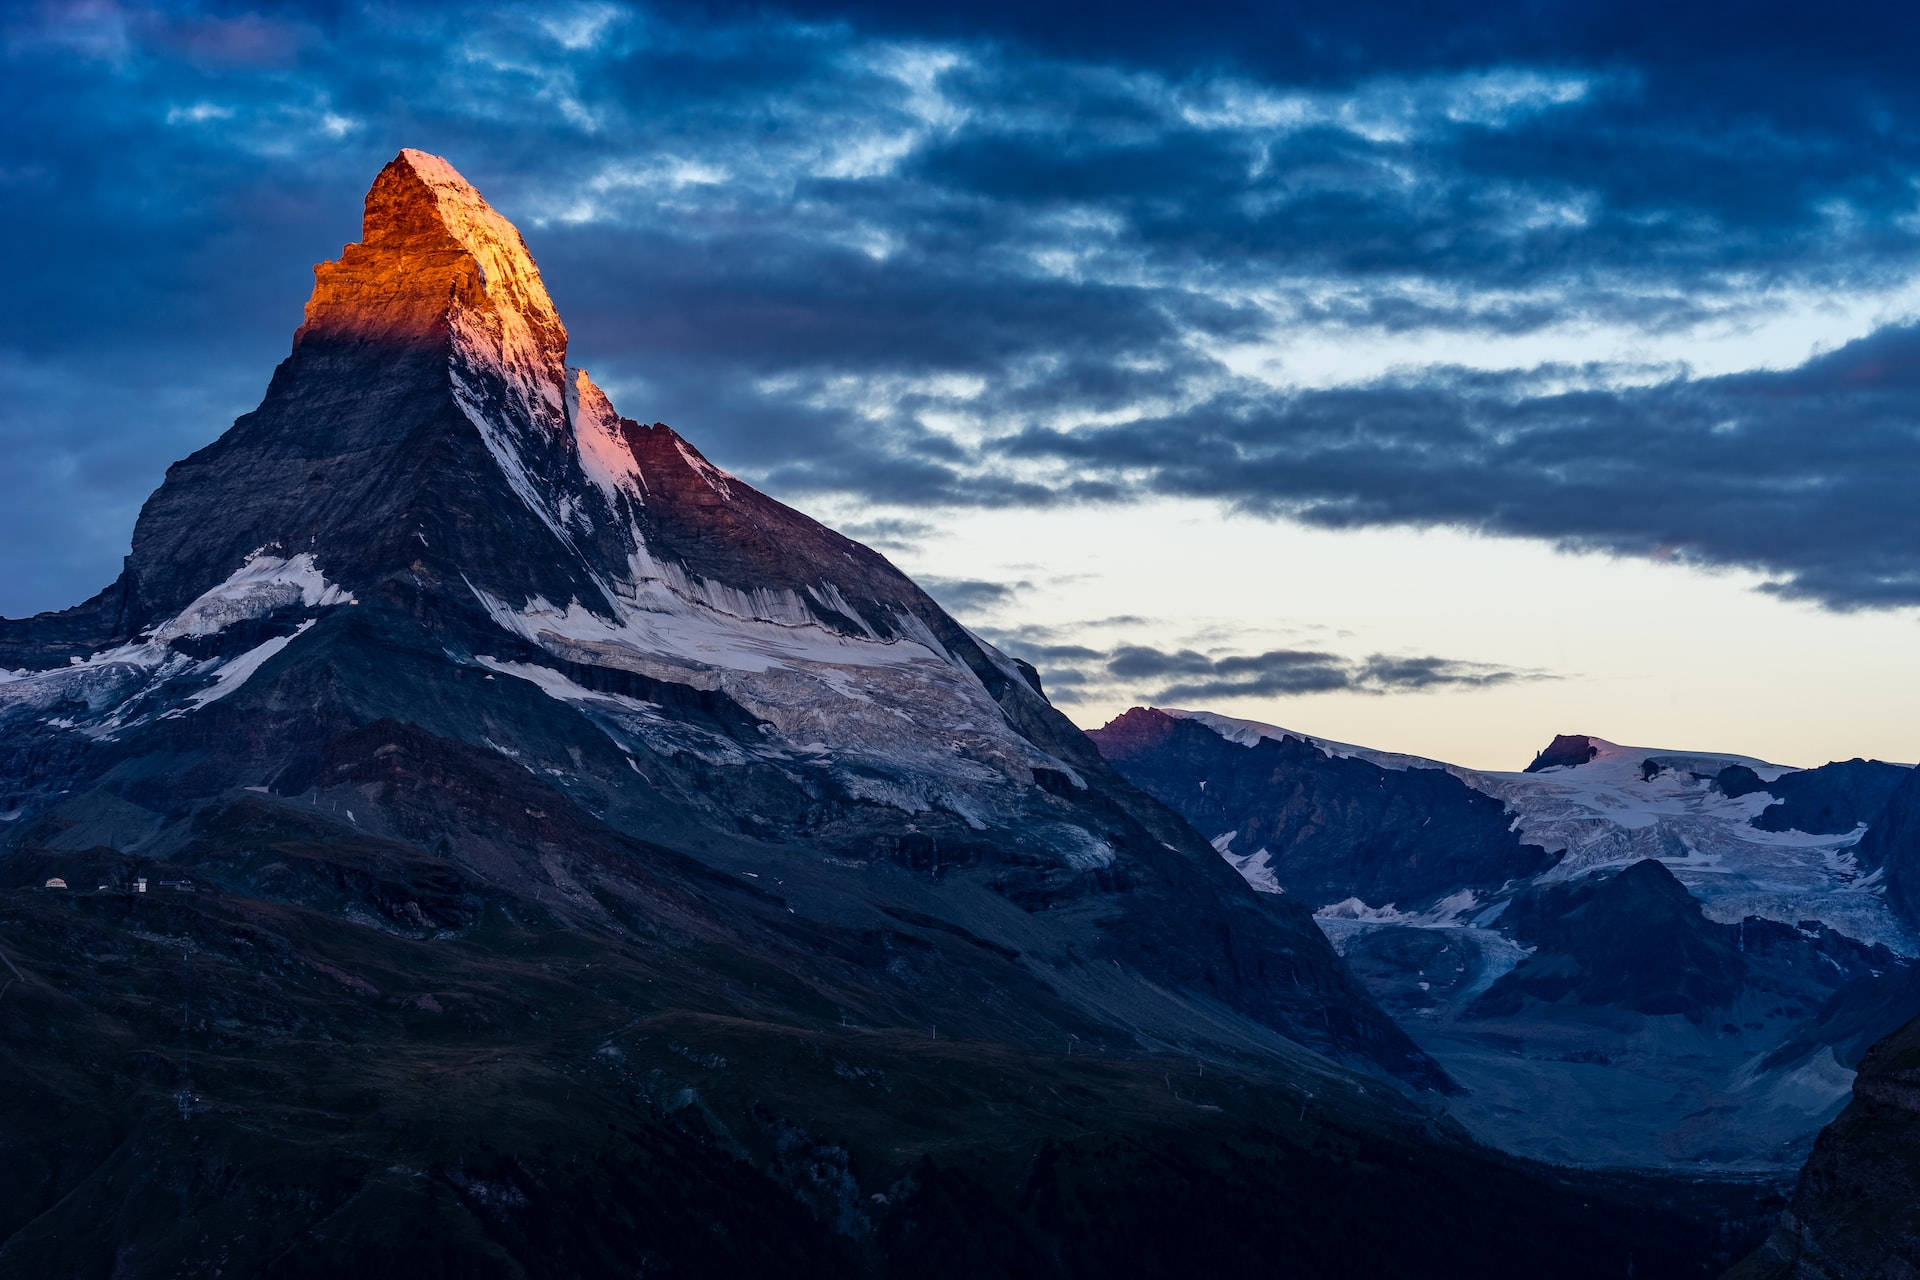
1352, 654, 1541, 692
1110, 645, 1357, 698
998, 322, 1920, 609
4, 0, 1920, 624
979, 630, 1556, 708
6, 2, 310, 69
828, 515, 937, 554
1146, 647, 1551, 702
915, 575, 1032, 616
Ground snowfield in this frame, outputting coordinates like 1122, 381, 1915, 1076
0, 552, 353, 740
1164, 709, 1912, 953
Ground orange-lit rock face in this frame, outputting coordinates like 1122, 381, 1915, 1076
295, 150, 570, 403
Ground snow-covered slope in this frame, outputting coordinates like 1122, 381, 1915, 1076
1469, 739, 1904, 950
1094, 707, 1920, 1170
0, 551, 355, 741
1157, 709, 1909, 952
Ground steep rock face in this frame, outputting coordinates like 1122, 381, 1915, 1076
1089, 706, 1556, 911
1473, 860, 1747, 1018
91, 151, 579, 636
1854, 770, 1920, 932
1712, 759, 1912, 837
1473, 860, 1898, 1023
1732, 1013, 1920, 1279
0, 151, 1438, 1095
299, 148, 568, 355
1526, 733, 1602, 773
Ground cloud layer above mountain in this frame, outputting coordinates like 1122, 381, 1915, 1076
1002, 635, 1555, 706
5, 0, 1920, 618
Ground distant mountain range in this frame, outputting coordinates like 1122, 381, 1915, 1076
1090, 708, 1920, 1172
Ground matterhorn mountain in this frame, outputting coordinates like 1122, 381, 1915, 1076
0, 151, 1785, 1278
0, 149, 1437, 1089
1090, 708, 1920, 1172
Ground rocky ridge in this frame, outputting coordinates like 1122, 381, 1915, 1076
1089, 706, 1920, 1171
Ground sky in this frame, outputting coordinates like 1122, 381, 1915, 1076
4, 0, 1920, 769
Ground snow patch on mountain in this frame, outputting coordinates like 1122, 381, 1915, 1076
1169, 709, 1914, 952
182, 620, 318, 709
1208, 828, 1285, 892
471, 577, 921, 679
0, 551, 351, 738
1056, 826, 1119, 868
1317, 888, 1485, 927
567, 367, 646, 504
153, 552, 353, 641
470, 560, 1104, 846
1225, 846, 1282, 894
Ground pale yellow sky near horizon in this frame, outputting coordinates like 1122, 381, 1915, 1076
850, 497, 1920, 773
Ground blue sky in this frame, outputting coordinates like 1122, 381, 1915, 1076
5, 0, 1920, 765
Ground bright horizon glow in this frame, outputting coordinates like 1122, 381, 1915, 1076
821, 496, 1920, 772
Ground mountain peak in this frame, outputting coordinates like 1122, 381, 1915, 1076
298, 149, 566, 380
391, 145, 472, 191
1523, 733, 1606, 772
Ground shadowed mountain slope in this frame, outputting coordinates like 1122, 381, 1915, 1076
1090, 707, 1556, 912
1732, 1011, 1920, 1279
1086, 707, 1920, 1175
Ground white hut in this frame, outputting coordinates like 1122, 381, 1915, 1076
43, 877, 67, 889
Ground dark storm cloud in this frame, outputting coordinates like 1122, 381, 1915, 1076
1109, 645, 1357, 698
5, 0, 1920, 622
828, 516, 937, 554
1353, 655, 1540, 693
690, 0, 1920, 126
988, 636, 1552, 707
1000, 322, 1920, 608
915, 575, 1032, 614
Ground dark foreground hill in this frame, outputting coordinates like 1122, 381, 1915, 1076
1731, 1010, 1920, 1279
0, 833, 1777, 1278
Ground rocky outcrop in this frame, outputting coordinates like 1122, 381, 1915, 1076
1090, 706, 1556, 911
1473, 859, 1748, 1018
1854, 770, 1920, 934
1473, 859, 1898, 1023
1731, 1013, 1920, 1279
1710, 758, 1911, 837
1525, 733, 1602, 772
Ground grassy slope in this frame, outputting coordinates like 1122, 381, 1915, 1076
0, 840, 1777, 1279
